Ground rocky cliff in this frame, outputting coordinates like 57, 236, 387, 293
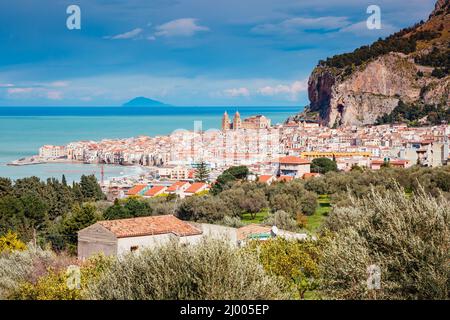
289, 0, 449, 127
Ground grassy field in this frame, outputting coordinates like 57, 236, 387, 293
305, 195, 331, 233
240, 196, 331, 233
241, 210, 269, 224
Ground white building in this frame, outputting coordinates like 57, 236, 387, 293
39, 145, 67, 158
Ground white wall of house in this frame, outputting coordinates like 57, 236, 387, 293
198, 224, 238, 245
296, 164, 310, 177
116, 233, 174, 255
178, 234, 204, 245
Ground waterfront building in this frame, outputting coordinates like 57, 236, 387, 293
39, 145, 67, 158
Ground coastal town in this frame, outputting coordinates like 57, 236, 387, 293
9, 111, 450, 200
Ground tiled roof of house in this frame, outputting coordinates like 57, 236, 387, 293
302, 172, 320, 179
237, 224, 272, 241
279, 156, 311, 165
98, 215, 202, 238
278, 175, 294, 182
258, 175, 274, 183
185, 182, 208, 194
144, 185, 166, 197
167, 181, 190, 192
127, 184, 147, 196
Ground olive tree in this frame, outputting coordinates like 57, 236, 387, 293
87, 238, 291, 300
320, 185, 450, 300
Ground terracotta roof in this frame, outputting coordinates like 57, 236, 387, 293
258, 175, 274, 183
278, 175, 294, 182
237, 224, 272, 241
371, 159, 409, 165
302, 173, 320, 179
98, 215, 202, 238
167, 181, 190, 192
185, 182, 208, 194
144, 185, 167, 197
127, 184, 147, 196
279, 156, 311, 165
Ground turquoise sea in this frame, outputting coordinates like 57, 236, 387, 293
0, 106, 301, 182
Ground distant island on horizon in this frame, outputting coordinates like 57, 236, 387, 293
122, 97, 170, 107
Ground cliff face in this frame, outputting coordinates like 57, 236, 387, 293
308, 53, 423, 126
293, 0, 449, 127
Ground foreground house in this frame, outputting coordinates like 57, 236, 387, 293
77, 215, 202, 260
78, 214, 310, 260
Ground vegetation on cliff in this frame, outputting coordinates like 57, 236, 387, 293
376, 100, 450, 125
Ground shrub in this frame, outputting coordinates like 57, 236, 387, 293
220, 216, 245, 228
86, 238, 291, 300
247, 238, 322, 299
0, 231, 26, 253
0, 246, 55, 299
263, 210, 298, 232
320, 185, 450, 300
12, 254, 112, 300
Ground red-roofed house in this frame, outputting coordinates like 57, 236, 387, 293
126, 184, 148, 196
143, 185, 167, 197
278, 175, 294, 182
277, 156, 311, 178
258, 175, 276, 185
370, 159, 411, 170
77, 215, 203, 259
302, 172, 321, 179
167, 181, 191, 193
184, 182, 209, 195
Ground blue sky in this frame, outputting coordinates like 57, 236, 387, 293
0, 0, 436, 106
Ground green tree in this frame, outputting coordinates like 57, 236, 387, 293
263, 210, 298, 231
104, 201, 130, 220
59, 203, 100, 252
20, 193, 49, 242
238, 189, 267, 219
211, 166, 249, 194
193, 161, 210, 182
61, 175, 67, 187
0, 177, 13, 197
321, 185, 450, 300
79, 175, 104, 201
87, 239, 290, 300
311, 158, 338, 174
247, 238, 322, 299
123, 198, 153, 217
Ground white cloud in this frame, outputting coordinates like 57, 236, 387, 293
154, 18, 209, 37
0, 83, 14, 88
339, 21, 398, 37
7, 87, 33, 94
106, 28, 143, 40
50, 81, 69, 87
47, 91, 63, 100
257, 80, 307, 101
252, 16, 351, 34
223, 87, 250, 97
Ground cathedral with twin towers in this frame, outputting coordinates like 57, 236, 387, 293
221, 111, 271, 131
